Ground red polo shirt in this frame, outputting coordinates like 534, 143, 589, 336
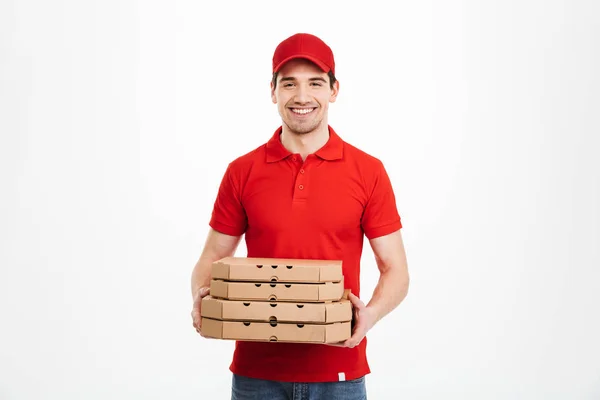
209, 125, 402, 383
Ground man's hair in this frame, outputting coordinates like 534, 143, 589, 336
272, 70, 337, 90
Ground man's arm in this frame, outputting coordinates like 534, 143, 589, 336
343, 228, 409, 347
366, 228, 409, 322
191, 227, 242, 297
191, 228, 242, 333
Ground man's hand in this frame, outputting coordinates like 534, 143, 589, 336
326, 292, 378, 348
344, 292, 377, 348
191, 286, 210, 335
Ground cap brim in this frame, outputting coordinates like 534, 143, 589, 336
273, 54, 329, 73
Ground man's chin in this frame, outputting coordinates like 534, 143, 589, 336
284, 121, 321, 135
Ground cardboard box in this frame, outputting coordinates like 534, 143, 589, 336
211, 257, 343, 283
209, 279, 344, 302
201, 295, 352, 323
200, 317, 351, 343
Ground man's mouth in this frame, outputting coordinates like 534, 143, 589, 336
290, 108, 316, 115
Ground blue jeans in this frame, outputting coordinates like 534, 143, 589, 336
231, 373, 367, 400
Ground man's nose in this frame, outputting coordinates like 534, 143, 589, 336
293, 84, 311, 104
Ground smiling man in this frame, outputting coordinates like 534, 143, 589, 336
190, 33, 410, 400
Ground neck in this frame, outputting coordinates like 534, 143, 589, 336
280, 123, 330, 160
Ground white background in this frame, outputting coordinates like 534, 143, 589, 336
1, 0, 599, 399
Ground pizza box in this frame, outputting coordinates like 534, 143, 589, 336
200, 318, 351, 344
200, 295, 352, 323
209, 278, 345, 302
211, 257, 343, 283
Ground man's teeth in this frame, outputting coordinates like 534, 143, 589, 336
291, 108, 314, 115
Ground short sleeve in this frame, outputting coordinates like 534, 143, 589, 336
209, 163, 247, 236
361, 160, 402, 239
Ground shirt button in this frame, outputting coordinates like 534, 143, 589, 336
292, 157, 297, 161
300, 169, 305, 174
298, 185, 304, 190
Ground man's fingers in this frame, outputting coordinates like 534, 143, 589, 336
191, 288, 210, 336
348, 292, 365, 309
194, 318, 203, 334
344, 333, 364, 348
196, 287, 210, 300
191, 305, 203, 333
324, 341, 346, 347
344, 323, 366, 348
346, 337, 363, 348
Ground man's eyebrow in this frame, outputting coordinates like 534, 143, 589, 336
278, 76, 327, 82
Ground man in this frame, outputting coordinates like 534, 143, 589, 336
190, 33, 409, 399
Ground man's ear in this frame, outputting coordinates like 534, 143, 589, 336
329, 80, 340, 103
271, 81, 277, 104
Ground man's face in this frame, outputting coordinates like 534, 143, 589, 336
271, 58, 339, 135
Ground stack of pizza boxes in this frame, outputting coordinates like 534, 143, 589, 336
200, 257, 353, 344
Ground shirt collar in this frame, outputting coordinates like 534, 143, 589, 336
265, 125, 344, 163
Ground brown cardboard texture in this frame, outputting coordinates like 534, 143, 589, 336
211, 257, 343, 283
201, 295, 352, 323
210, 279, 344, 302
200, 317, 351, 343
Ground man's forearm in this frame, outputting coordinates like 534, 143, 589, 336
366, 265, 409, 324
190, 229, 242, 300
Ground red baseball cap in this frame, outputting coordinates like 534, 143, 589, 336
272, 33, 335, 75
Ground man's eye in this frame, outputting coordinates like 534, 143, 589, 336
311, 82, 322, 86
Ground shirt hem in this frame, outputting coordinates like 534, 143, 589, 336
209, 219, 246, 237
364, 219, 402, 239
229, 363, 371, 383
